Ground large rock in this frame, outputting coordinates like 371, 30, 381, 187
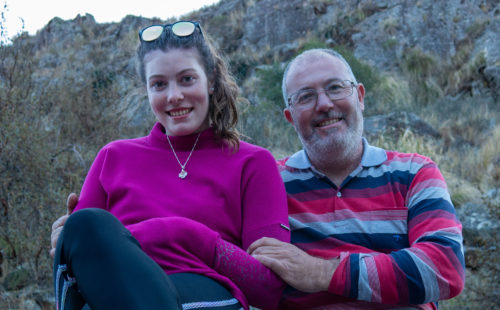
363, 111, 440, 140
457, 200, 500, 252
352, 0, 500, 71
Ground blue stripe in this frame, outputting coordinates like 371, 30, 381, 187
284, 177, 331, 194
349, 253, 360, 299
285, 170, 415, 196
408, 197, 456, 219
391, 250, 425, 304
292, 228, 409, 250
291, 227, 328, 243
347, 170, 414, 190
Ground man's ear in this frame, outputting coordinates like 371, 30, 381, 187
284, 108, 295, 125
356, 83, 366, 112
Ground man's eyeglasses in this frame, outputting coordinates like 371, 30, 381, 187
139, 21, 202, 42
288, 80, 357, 109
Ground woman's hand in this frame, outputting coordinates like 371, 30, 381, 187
50, 193, 78, 258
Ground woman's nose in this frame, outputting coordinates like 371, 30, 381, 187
166, 84, 184, 103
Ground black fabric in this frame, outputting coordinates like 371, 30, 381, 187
54, 208, 181, 310
53, 208, 241, 310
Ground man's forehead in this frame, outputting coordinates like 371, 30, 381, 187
286, 52, 348, 89
292, 51, 337, 67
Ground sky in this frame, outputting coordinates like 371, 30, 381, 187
2, 0, 220, 40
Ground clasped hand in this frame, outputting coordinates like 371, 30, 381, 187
247, 237, 339, 293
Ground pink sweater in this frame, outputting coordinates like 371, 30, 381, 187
74, 122, 290, 309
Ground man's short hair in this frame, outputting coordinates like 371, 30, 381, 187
281, 48, 358, 107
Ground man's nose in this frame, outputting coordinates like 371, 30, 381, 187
315, 89, 334, 111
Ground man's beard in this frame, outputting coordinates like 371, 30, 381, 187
299, 104, 364, 165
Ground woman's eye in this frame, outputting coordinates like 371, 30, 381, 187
181, 76, 195, 84
151, 81, 166, 89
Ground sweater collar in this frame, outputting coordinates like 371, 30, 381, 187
148, 122, 216, 151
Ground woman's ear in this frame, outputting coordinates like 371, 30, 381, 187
208, 69, 216, 95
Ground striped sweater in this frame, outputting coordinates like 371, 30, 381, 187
277, 139, 465, 309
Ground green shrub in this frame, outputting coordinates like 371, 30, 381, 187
238, 63, 301, 155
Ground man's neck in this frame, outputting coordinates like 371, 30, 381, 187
308, 140, 364, 187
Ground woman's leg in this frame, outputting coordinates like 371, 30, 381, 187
53, 208, 182, 310
128, 217, 284, 309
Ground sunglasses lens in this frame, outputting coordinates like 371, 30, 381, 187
141, 25, 164, 42
171, 22, 196, 37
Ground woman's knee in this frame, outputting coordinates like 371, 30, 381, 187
63, 208, 121, 243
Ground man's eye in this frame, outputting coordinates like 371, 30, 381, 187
296, 91, 316, 104
326, 83, 344, 93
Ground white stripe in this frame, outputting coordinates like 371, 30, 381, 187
182, 298, 239, 309
289, 215, 407, 235
357, 254, 372, 301
407, 186, 451, 209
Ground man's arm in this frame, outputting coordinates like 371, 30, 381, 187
248, 237, 339, 293
252, 159, 465, 306
327, 159, 465, 305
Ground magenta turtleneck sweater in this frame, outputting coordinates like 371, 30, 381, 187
73, 122, 290, 309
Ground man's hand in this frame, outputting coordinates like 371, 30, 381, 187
50, 193, 78, 258
248, 237, 339, 293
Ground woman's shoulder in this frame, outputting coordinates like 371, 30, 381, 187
238, 140, 269, 152
99, 135, 150, 153
236, 140, 276, 161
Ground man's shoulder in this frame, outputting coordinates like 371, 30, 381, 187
384, 149, 435, 166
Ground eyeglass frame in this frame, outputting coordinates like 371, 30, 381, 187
287, 79, 358, 109
138, 21, 203, 43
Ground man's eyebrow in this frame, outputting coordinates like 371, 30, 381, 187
324, 78, 345, 83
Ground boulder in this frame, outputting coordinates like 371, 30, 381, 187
363, 111, 440, 140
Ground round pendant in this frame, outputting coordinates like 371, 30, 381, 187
179, 169, 187, 179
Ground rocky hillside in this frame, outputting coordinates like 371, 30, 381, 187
1, 0, 498, 309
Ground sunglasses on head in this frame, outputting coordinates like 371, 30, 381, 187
139, 21, 202, 42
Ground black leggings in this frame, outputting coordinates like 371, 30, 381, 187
53, 208, 242, 310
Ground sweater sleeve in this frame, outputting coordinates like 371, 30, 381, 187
233, 148, 290, 309
73, 147, 108, 212
241, 148, 290, 248
328, 160, 465, 305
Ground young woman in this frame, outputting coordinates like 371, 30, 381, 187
52, 21, 289, 310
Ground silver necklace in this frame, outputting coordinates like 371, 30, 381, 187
166, 132, 201, 179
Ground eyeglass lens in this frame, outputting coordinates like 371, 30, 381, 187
141, 25, 164, 42
141, 22, 197, 42
171, 22, 196, 37
291, 82, 354, 107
